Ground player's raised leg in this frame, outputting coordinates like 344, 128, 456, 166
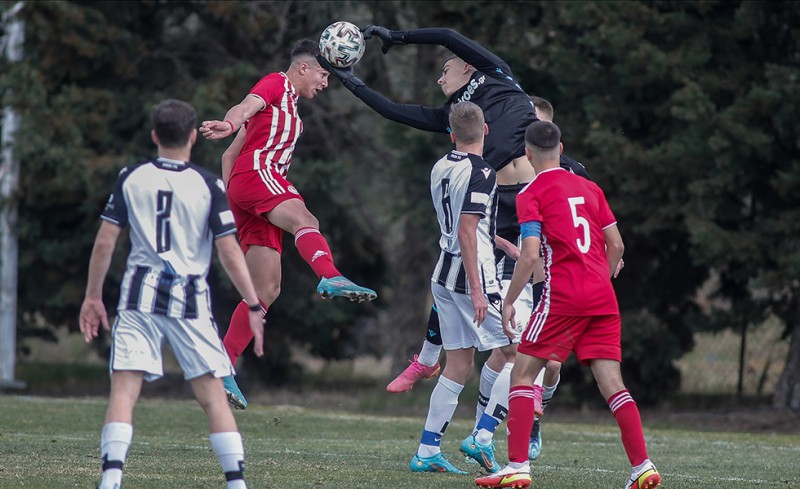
387, 305, 442, 393
267, 198, 376, 302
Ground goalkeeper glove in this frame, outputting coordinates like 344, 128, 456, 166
316, 55, 364, 91
361, 25, 406, 54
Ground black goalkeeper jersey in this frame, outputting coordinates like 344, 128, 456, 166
350, 28, 536, 172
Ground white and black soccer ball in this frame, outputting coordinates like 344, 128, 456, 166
319, 21, 366, 68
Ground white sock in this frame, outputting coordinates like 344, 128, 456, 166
99, 422, 133, 489
418, 340, 442, 367
508, 460, 530, 472
475, 362, 512, 445
210, 432, 247, 489
542, 374, 559, 412
474, 363, 501, 428
418, 375, 463, 457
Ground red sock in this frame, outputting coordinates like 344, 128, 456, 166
507, 385, 536, 463
294, 227, 340, 279
223, 300, 265, 366
608, 389, 649, 466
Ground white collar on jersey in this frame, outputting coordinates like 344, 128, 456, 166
157, 157, 187, 166
532, 166, 566, 180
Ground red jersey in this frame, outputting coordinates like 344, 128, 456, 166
231, 72, 302, 179
516, 167, 619, 316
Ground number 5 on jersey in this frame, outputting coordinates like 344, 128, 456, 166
568, 196, 590, 254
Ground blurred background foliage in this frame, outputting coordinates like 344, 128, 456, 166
1, 0, 798, 408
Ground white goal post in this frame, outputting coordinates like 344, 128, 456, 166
0, 1, 26, 390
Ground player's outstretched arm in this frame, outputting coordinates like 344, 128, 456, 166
200, 95, 264, 141
79, 221, 121, 343
214, 234, 264, 357
363, 26, 509, 75
603, 224, 625, 278
317, 55, 448, 133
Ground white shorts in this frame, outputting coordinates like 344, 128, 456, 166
501, 279, 534, 334
110, 309, 233, 382
431, 282, 519, 352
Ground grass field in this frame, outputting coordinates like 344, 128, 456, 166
0, 395, 798, 488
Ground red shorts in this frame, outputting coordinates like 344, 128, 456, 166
227, 168, 303, 254
517, 310, 622, 366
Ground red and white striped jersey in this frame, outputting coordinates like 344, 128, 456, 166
232, 72, 303, 178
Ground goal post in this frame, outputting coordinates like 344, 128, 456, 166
0, 1, 26, 390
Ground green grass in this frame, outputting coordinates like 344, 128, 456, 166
0, 395, 798, 488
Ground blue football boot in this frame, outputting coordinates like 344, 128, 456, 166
222, 375, 247, 410
317, 275, 377, 302
460, 434, 500, 473
409, 452, 467, 474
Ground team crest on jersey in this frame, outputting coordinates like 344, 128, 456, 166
287, 185, 299, 195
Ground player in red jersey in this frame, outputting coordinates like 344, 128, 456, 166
200, 40, 377, 409
476, 121, 661, 489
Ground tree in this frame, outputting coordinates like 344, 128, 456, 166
3, 1, 799, 406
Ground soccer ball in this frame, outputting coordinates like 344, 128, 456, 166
319, 21, 366, 68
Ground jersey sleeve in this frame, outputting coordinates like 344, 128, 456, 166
249, 74, 284, 109
100, 166, 131, 227
351, 84, 449, 133
207, 176, 238, 238
460, 163, 495, 216
516, 184, 543, 224
560, 154, 590, 180
402, 28, 513, 77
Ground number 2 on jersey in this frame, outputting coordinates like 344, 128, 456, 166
568, 196, 591, 254
156, 190, 173, 253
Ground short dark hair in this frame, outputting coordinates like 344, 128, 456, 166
449, 102, 485, 145
152, 99, 196, 148
530, 96, 554, 121
291, 39, 320, 61
525, 120, 561, 150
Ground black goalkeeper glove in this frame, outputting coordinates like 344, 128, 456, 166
361, 25, 405, 54
316, 55, 364, 91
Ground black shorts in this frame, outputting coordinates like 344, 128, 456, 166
496, 183, 526, 244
